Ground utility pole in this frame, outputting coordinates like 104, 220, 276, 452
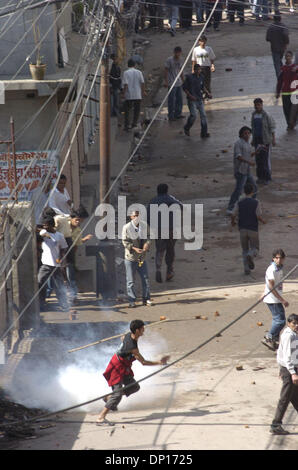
99, 54, 110, 204
98, 44, 116, 304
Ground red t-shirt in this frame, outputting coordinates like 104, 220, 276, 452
277, 64, 298, 95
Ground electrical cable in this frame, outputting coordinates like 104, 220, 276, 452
1, 259, 297, 426
0, 0, 36, 39
0, 0, 288, 342
0, 0, 295, 426
0, 12, 117, 342
0, 7, 103, 270
0, 0, 105, 274
0, 0, 121, 257
0, 0, 103, 209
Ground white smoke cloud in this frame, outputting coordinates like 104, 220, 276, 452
6, 325, 174, 415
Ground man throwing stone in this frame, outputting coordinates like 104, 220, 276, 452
96, 319, 170, 425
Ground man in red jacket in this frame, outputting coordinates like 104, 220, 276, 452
276, 50, 298, 129
96, 319, 170, 425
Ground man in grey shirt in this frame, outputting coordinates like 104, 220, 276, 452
227, 127, 257, 215
164, 46, 185, 121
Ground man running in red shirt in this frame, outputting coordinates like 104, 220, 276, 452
96, 319, 170, 425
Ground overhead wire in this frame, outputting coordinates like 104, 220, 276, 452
0, 0, 127, 269
0, 0, 104, 273
1, 259, 297, 427
135, 0, 298, 32
0, 0, 288, 341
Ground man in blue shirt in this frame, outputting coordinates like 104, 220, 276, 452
183, 64, 211, 137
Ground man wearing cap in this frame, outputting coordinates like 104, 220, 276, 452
122, 210, 152, 307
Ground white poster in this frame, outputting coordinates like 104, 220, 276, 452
0, 150, 59, 200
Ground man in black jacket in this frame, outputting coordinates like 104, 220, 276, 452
266, 14, 289, 78
183, 64, 211, 137
147, 184, 183, 283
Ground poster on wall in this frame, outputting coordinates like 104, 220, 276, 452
0, 150, 59, 200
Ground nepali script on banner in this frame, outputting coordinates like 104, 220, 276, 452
0, 150, 59, 200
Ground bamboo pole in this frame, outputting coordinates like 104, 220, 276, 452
67, 318, 169, 353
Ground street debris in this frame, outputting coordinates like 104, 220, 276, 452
0, 390, 44, 447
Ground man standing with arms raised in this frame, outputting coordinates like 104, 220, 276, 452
226, 126, 257, 215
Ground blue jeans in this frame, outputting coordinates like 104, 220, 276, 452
266, 303, 286, 340
228, 173, 257, 211
168, 86, 183, 119
193, 0, 204, 21
272, 51, 283, 78
253, 0, 268, 18
125, 259, 150, 303
169, 5, 179, 30
185, 99, 208, 135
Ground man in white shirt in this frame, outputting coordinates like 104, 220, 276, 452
270, 313, 298, 435
49, 174, 72, 216
262, 249, 289, 351
38, 216, 71, 313
122, 59, 145, 131
191, 35, 215, 95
